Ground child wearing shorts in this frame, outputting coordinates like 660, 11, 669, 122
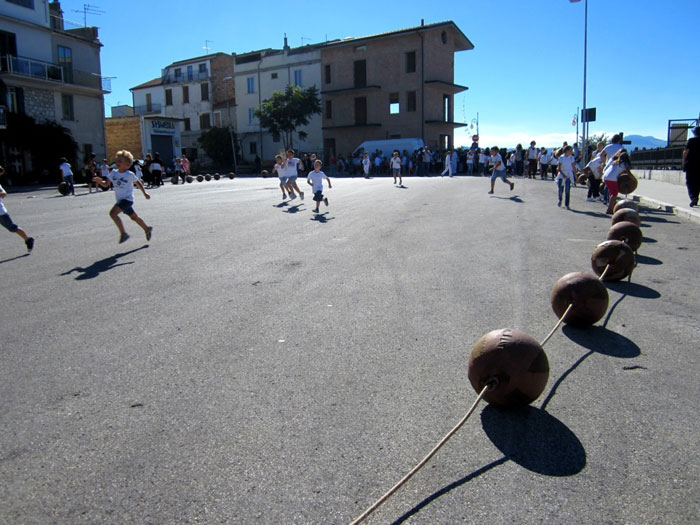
390, 151, 402, 185
273, 154, 288, 199
307, 159, 332, 213
488, 146, 514, 194
0, 167, 34, 252
93, 150, 152, 243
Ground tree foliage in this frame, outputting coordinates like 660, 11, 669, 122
198, 127, 238, 167
0, 112, 78, 184
254, 85, 321, 150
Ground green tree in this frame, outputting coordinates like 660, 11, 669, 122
254, 85, 321, 150
197, 127, 238, 166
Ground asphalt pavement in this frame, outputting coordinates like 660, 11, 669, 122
1, 174, 698, 524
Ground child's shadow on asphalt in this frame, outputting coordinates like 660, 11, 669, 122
491, 195, 524, 203
310, 212, 334, 223
274, 201, 289, 208
283, 204, 305, 214
60, 245, 148, 280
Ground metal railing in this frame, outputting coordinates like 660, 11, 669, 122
163, 71, 209, 84
630, 147, 684, 170
134, 103, 163, 115
1, 55, 108, 91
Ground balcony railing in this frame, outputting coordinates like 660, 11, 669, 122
162, 70, 209, 84
0, 55, 109, 92
134, 103, 163, 115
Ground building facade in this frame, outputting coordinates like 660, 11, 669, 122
130, 52, 235, 165
0, 0, 109, 179
320, 21, 473, 159
234, 38, 323, 164
105, 114, 183, 165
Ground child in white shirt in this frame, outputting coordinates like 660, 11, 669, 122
556, 146, 577, 210
307, 159, 332, 213
390, 151, 402, 185
441, 150, 453, 177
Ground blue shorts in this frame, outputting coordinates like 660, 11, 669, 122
490, 170, 508, 183
313, 190, 324, 202
279, 176, 289, 185
115, 199, 135, 216
0, 213, 19, 233
287, 175, 298, 183
393, 168, 400, 176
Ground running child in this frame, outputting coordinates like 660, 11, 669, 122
273, 154, 289, 199
282, 149, 305, 201
93, 150, 152, 243
390, 151, 402, 185
0, 166, 34, 252
488, 146, 514, 194
307, 159, 332, 213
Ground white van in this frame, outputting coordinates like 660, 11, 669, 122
352, 138, 425, 157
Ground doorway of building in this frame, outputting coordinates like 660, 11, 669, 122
151, 135, 174, 164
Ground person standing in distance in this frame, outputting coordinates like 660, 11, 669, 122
683, 126, 700, 207
59, 157, 75, 196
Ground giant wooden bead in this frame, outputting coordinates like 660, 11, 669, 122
591, 240, 636, 281
613, 199, 639, 213
468, 329, 549, 409
617, 171, 638, 194
551, 272, 609, 327
611, 208, 641, 227
607, 221, 643, 252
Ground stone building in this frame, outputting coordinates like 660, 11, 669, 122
320, 21, 473, 160
130, 52, 235, 165
0, 0, 109, 178
234, 37, 324, 164
105, 114, 182, 164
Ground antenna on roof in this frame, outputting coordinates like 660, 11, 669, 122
72, 3, 104, 27
203, 40, 214, 53
300, 36, 312, 45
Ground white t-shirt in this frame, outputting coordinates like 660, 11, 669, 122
490, 153, 505, 171
101, 165, 110, 177
603, 163, 623, 182
282, 157, 302, 177
59, 162, 73, 177
539, 152, 549, 164
150, 161, 162, 171
586, 155, 603, 179
362, 158, 370, 172
550, 156, 559, 166
557, 155, 576, 180
274, 163, 284, 179
602, 143, 623, 170
527, 146, 538, 160
0, 183, 8, 215
467, 152, 474, 164
307, 170, 328, 192
108, 170, 138, 202
133, 164, 143, 180
391, 157, 401, 170
479, 153, 488, 164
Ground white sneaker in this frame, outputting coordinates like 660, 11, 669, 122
289, 194, 297, 200
586, 197, 594, 202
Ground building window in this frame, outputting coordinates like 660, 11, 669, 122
7, 0, 34, 8
248, 108, 255, 125
199, 63, 207, 74
249, 141, 257, 154
247, 77, 255, 94
324, 64, 331, 84
389, 93, 399, 114
201, 82, 209, 101
7, 86, 24, 113
187, 65, 193, 80
407, 91, 417, 112
174, 67, 182, 80
200, 113, 211, 129
183, 118, 191, 131
353, 60, 366, 88
294, 69, 302, 87
354, 97, 367, 125
145, 93, 152, 112
271, 72, 278, 79
57, 45, 72, 83
325, 100, 332, 119
214, 111, 222, 127
62, 94, 74, 120
406, 51, 416, 73
165, 89, 173, 106
182, 85, 189, 103
443, 94, 451, 122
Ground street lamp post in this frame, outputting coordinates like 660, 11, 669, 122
581, 0, 589, 166
223, 76, 238, 175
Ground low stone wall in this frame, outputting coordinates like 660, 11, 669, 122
634, 169, 684, 186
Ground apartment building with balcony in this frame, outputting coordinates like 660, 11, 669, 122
320, 21, 473, 159
0, 0, 109, 177
234, 37, 324, 163
130, 52, 235, 164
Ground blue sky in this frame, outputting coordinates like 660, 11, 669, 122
64, 0, 699, 148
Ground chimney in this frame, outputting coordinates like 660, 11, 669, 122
421, 18, 424, 26
283, 33, 290, 51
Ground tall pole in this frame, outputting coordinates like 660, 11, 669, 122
582, 0, 589, 166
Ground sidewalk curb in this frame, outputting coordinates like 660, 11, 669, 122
630, 193, 700, 225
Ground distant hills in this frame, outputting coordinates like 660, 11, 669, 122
624, 135, 666, 151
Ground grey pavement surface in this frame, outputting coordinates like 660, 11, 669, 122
1, 175, 699, 524
631, 176, 700, 224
